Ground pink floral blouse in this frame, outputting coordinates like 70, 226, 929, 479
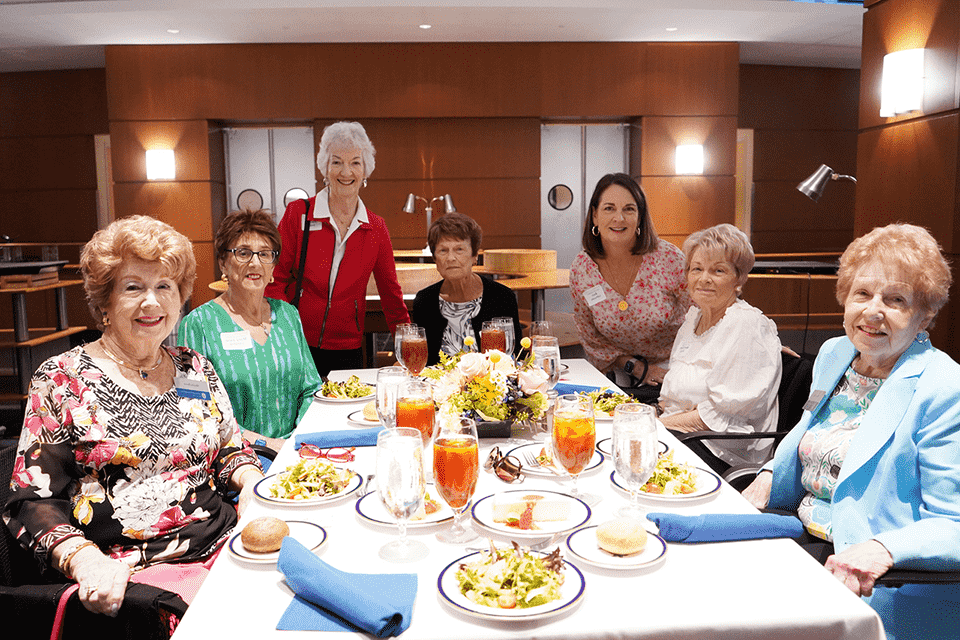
570, 241, 690, 371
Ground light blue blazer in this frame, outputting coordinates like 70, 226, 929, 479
767, 335, 960, 639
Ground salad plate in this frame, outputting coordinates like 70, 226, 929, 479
437, 549, 586, 621
506, 443, 604, 477
471, 490, 591, 540
227, 521, 327, 564
564, 525, 667, 571
346, 409, 380, 427
313, 391, 375, 404
596, 438, 668, 458
253, 468, 362, 506
610, 466, 722, 502
355, 489, 454, 528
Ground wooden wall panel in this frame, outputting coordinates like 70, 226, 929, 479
191, 241, 218, 307
112, 182, 216, 242
641, 177, 736, 235
0, 136, 97, 191
739, 65, 860, 131
644, 44, 739, 117
110, 120, 216, 183
752, 130, 858, 181
0, 69, 108, 137
855, 113, 959, 249
751, 229, 855, 255
752, 181, 855, 235
859, 0, 960, 130
5, 190, 99, 242
640, 116, 737, 177
539, 43, 648, 117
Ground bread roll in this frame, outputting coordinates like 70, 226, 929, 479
362, 401, 379, 422
241, 516, 290, 553
596, 518, 648, 556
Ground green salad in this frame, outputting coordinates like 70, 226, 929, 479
582, 389, 632, 417
456, 544, 565, 609
269, 459, 353, 500
642, 451, 698, 495
320, 375, 373, 399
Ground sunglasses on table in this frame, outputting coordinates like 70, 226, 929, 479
227, 247, 280, 264
484, 446, 525, 484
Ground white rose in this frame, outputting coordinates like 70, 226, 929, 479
489, 351, 517, 375
518, 368, 550, 395
432, 375, 462, 405
457, 352, 489, 378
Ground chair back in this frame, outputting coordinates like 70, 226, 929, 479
777, 351, 814, 433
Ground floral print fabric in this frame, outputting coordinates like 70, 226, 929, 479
570, 241, 690, 371
3, 345, 259, 571
796, 366, 882, 541
438, 295, 483, 356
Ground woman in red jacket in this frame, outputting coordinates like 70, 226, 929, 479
265, 121, 409, 378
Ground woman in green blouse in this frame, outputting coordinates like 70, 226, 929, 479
179, 209, 321, 451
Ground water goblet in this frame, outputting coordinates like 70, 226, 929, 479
551, 394, 597, 503
433, 416, 480, 543
376, 366, 407, 428
376, 427, 429, 562
612, 403, 659, 520
530, 320, 555, 338
532, 335, 561, 390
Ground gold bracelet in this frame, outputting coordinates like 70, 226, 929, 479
58, 539, 99, 579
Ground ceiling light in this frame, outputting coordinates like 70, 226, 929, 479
665, 27, 678, 32
419, 24, 432, 30
167, 29, 180, 34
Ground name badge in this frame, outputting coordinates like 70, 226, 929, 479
174, 375, 211, 400
583, 284, 606, 307
221, 330, 254, 351
802, 389, 826, 412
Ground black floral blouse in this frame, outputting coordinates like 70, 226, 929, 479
3, 345, 261, 571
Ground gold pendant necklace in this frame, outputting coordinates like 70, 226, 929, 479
224, 295, 271, 336
100, 341, 164, 380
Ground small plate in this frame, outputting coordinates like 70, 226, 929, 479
471, 490, 591, 540
564, 525, 667, 571
596, 438, 668, 458
313, 391, 375, 404
346, 409, 380, 427
355, 489, 454, 528
227, 520, 327, 564
559, 363, 570, 377
610, 466, 722, 502
254, 469, 362, 506
506, 443, 604, 477
437, 550, 586, 621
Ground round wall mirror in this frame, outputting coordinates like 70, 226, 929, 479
548, 184, 574, 211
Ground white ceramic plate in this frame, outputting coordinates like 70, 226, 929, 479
313, 391, 375, 404
610, 466, 722, 502
354, 489, 454, 528
227, 520, 327, 564
471, 490, 591, 540
564, 525, 667, 571
253, 468, 362, 506
596, 438, 669, 458
506, 443, 604, 478
437, 550, 586, 621
346, 409, 380, 427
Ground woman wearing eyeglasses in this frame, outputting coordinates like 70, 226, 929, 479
179, 209, 321, 449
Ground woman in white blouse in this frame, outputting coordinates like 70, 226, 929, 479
658, 223, 782, 471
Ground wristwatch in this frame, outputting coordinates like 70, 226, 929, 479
624, 358, 640, 376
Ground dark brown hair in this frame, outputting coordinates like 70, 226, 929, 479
215, 209, 282, 265
428, 212, 483, 257
581, 173, 658, 259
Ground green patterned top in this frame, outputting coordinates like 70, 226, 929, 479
178, 297, 321, 439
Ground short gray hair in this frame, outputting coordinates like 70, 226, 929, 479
682, 223, 755, 287
316, 121, 376, 177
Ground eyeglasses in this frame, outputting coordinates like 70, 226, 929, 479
298, 445, 356, 463
484, 446, 525, 483
227, 248, 279, 264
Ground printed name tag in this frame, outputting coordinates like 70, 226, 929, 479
802, 389, 826, 412
174, 375, 211, 401
221, 330, 254, 351
584, 284, 607, 307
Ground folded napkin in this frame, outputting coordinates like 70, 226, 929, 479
553, 382, 606, 396
647, 512, 804, 543
277, 537, 417, 637
296, 427, 384, 449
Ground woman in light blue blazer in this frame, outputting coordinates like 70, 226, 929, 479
743, 223, 960, 640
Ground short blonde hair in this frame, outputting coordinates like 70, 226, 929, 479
316, 121, 376, 178
682, 223, 755, 287
836, 223, 951, 319
81, 216, 196, 328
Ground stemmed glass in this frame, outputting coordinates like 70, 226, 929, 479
480, 320, 506, 353
376, 366, 407, 428
551, 394, 597, 504
399, 326, 428, 376
612, 403, 659, 520
530, 320, 555, 338
394, 323, 416, 370
396, 378, 436, 479
433, 416, 480, 543
376, 427, 429, 562
532, 335, 561, 390
492, 317, 515, 356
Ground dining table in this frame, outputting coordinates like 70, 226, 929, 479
171, 359, 885, 640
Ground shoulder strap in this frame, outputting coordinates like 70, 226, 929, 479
291, 198, 312, 309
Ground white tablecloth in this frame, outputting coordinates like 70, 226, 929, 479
172, 359, 884, 640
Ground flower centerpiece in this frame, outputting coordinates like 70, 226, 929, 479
421, 337, 549, 425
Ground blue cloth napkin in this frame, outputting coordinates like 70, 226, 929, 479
295, 427, 384, 449
277, 537, 417, 636
647, 512, 804, 543
553, 382, 605, 396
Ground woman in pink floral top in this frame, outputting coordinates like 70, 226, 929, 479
570, 174, 690, 392
3, 216, 263, 618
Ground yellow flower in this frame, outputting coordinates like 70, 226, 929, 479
520, 337, 531, 349
489, 352, 501, 364
464, 336, 476, 347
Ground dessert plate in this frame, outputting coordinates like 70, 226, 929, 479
471, 489, 590, 540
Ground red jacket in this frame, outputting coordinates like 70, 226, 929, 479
265, 196, 410, 350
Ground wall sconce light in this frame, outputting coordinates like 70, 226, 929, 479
880, 48, 925, 118
403, 193, 457, 251
675, 144, 704, 175
797, 164, 857, 202
145, 149, 175, 180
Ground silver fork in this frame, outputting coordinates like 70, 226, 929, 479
521, 450, 560, 475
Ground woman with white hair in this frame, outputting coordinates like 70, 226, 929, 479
266, 121, 409, 377
658, 223, 782, 471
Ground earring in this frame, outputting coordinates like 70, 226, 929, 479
102, 313, 110, 327
362, 178, 368, 188
323, 177, 329, 186
636, 226, 641, 236
591, 225, 600, 237
221, 273, 228, 282
269, 276, 274, 284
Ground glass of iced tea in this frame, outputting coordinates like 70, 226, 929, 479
393, 323, 416, 370
396, 378, 436, 477
551, 394, 596, 501
480, 321, 506, 353
433, 415, 479, 543
399, 326, 428, 375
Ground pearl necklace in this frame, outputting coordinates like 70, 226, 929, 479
100, 341, 165, 380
